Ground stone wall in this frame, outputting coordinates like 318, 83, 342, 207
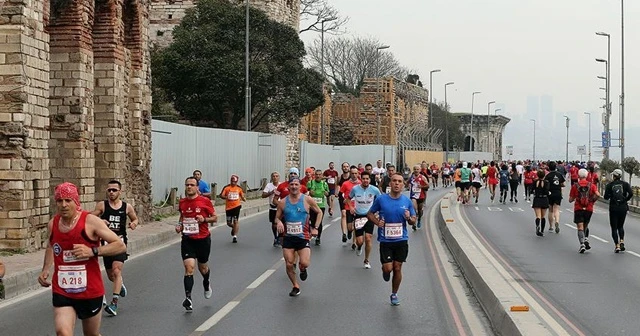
300, 85, 331, 144
456, 113, 510, 161
0, 0, 152, 250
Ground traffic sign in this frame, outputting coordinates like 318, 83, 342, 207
577, 145, 587, 155
601, 131, 610, 148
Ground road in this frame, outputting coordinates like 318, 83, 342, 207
0, 188, 492, 336
456, 184, 640, 336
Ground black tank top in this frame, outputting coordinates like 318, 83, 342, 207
533, 180, 549, 198
101, 200, 128, 242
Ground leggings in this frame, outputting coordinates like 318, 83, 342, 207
609, 210, 627, 244
509, 180, 519, 199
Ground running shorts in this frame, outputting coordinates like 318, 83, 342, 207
52, 293, 103, 320
574, 210, 593, 225
379, 241, 409, 264
181, 235, 211, 264
282, 237, 310, 251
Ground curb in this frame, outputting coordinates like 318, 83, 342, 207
2, 203, 269, 302
438, 193, 555, 336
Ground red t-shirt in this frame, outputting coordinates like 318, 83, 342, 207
524, 171, 536, 184
323, 169, 339, 188
487, 166, 498, 180
340, 179, 361, 210
51, 211, 104, 299
275, 182, 307, 199
179, 195, 216, 239
570, 166, 579, 180
587, 172, 599, 184
300, 177, 311, 187
570, 180, 598, 212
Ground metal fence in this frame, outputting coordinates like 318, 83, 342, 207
299, 141, 396, 171
150, 120, 286, 202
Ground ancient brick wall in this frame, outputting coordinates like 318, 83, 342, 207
0, 0, 152, 250
300, 85, 331, 144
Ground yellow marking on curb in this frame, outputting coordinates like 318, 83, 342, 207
442, 206, 449, 208
510, 305, 530, 312
446, 219, 454, 223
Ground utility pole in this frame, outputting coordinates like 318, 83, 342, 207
530, 119, 536, 161
486, 101, 495, 153
469, 91, 481, 151
620, 0, 626, 164
429, 69, 441, 128
564, 115, 570, 163
584, 112, 592, 162
444, 82, 455, 161
244, 0, 251, 131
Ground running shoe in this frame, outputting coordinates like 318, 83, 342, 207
364, 261, 371, 269
104, 303, 118, 316
535, 224, 541, 237
620, 242, 626, 251
289, 287, 301, 297
328, 209, 333, 216
390, 293, 400, 306
579, 244, 586, 254
119, 283, 127, 298
615, 245, 621, 253
182, 298, 193, 312
416, 220, 422, 229
515, 198, 518, 203
315, 238, 321, 246
555, 223, 560, 234
351, 243, 356, 251
204, 284, 212, 299
300, 268, 308, 281
356, 246, 363, 256
342, 233, 347, 243
412, 224, 417, 231
347, 231, 353, 240
382, 271, 391, 282
584, 239, 591, 250
232, 236, 238, 243
273, 238, 280, 247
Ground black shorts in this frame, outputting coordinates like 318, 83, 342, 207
52, 293, 103, 320
571, 179, 578, 186
103, 252, 128, 269
461, 182, 471, 190
346, 211, 355, 224
328, 187, 335, 196
339, 195, 346, 211
226, 206, 242, 222
472, 182, 482, 189
379, 241, 409, 264
181, 235, 211, 264
574, 210, 593, 224
282, 237, 310, 251
269, 208, 277, 223
482, 174, 487, 178
354, 215, 374, 237
549, 191, 562, 206
309, 207, 325, 227
455, 181, 461, 189
500, 184, 509, 191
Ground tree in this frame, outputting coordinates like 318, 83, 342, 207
405, 74, 423, 87
306, 36, 410, 96
299, 0, 349, 35
599, 158, 621, 176
152, 0, 324, 130
429, 103, 464, 151
621, 157, 640, 182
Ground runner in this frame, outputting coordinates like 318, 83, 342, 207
323, 162, 339, 216
91, 180, 139, 316
486, 161, 499, 202
498, 164, 510, 204
193, 170, 211, 198
516, 161, 525, 185
336, 162, 351, 245
569, 163, 579, 186
220, 175, 247, 243
307, 169, 329, 246
604, 169, 633, 253
544, 161, 565, 234
523, 166, 536, 202
442, 163, 451, 188
569, 169, 600, 253
471, 163, 482, 203
509, 162, 520, 203
175, 176, 217, 311
300, 168, 314, 187
365, 163, 377, 187
372, 160, 386, 187
275, 177, 321, 296
586, 165, 600, 187
430, 162, 439, 189
531, 170, 550, 236
453, 163, 463, 202
366, 173, 417, 306
38, 182, 127, 335
379, 165, 396, 194
407, 164, 429, 230
459, 162, 472, 204
262, 171, 281, 247
481, 163, 489, 188
273, 168, 308, 248
340, 166, 362, 249
349, 171, 382, 268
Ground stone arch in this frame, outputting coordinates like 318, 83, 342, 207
123, 0, 143, 69
464, 135, 475, 152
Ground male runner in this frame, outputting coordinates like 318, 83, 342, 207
262, 171, 281, 247
323, 162, 339, 216
569, 169, 600, 253
544, 161, 565, 234
176, 176, 217, 311
341, 166, 361, 249
91, 180, 139, 316
193, 170, 211, 198
307, 170, 329, 246
336, 162, 351, 244
38, 182, 126, 335
220, 175, 246, 243
379, 165, 396, 194
349, 171, 381, 268
407, 165, 429, 229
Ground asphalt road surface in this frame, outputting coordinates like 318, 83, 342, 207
457, 184, 640, 336
0, 188, 493, 336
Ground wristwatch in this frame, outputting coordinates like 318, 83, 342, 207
92, 246, 99, 257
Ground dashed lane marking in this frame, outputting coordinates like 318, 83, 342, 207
627, 251, 640, 258
589, 235, 608, 243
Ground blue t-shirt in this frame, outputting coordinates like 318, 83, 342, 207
499, 170, 509, 185
368, 194, 416, 243
349, 185, 382, 216
198, 180, 210, 194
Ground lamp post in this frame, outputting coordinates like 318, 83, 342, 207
376, 45, 390, 145
486, 101, 495, 153
530, 119, 536, 161
444, 81, 455, 160
564, 115, 570, 162
469, 91, 481, 151
584, 112, 592, 162
244, 0, 251, 131
429, 69, 441, 128
595, 30, 610, 159
620, 0, 626, 165
319, 17, 337, 144
494, 108, 502, 115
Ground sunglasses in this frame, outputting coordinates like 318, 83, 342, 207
107, 188, 119, 192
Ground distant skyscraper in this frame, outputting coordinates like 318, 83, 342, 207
540, 95, 554, 127
526, 96, 539, 126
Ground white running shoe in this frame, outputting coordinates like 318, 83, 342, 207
204, 284, 212, 299
364, 261, 371, 269
356, 246, 363, 256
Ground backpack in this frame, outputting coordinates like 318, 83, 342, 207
576, 182, 593, 208
611, 183, 626, 205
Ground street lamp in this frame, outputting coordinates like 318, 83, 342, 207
584, 112, 592, 162
596, 46, 610, 159
376, 45, 390, 145
620, 0, 626, 165
486, 101, 495, 153
564, 115, 570, 162
444, 81, 455, 160
530, 119, 536, 161
244, 0, 251, 131
494, 108, 502, 115
429, 69, 441, 128
319, 17, 338, 144
469, 91, 481, 151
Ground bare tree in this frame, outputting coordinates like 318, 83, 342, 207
306, 36, 410, 95
299, 0, 349, 34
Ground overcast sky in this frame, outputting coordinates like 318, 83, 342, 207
300, 0, 639, 160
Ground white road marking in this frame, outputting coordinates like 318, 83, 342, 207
564, 223, 576, 229
474, 206, 480, 211
589, 235, 608, 243
565, 208, 574, 213
246, 269, 275, 289
508, 207, 524, 212
194, 301, 239, 332
487, 207, 502, 212
627, 251, 640, 258
332, 216, 342, 222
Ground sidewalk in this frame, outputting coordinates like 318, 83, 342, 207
0, 198, 270, 302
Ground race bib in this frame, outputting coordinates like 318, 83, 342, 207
57, 265, 87, 293
386, 187, 391, 194
384, 223, 403, 239
354, 217, 368, 230
412, 186, 421, 193
286, 222, 303, 235
327, 178, 335, 184
313, 197, 323, 204
228, 192, 239, 200
182, 218, 200, 235
62, 250, 88, 263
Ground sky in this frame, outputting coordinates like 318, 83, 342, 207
300, 0, 640, 161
